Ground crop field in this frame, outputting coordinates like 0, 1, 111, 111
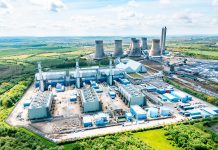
167, 39, 218, 60
133, 129, 181, 150
0, 36, 218, 150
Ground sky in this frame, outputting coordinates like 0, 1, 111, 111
0, 0, 218, 36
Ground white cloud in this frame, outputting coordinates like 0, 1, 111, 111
160, 0, 173, 4
212, 0, 218, 6
0, 0, 8, 8
49, 0, 65, 12
29, 0, 65, 12
0, 0, 12, 15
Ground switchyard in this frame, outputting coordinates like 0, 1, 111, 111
6, 29, 218, 143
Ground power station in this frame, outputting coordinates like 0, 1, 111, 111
8, 26, 218, 143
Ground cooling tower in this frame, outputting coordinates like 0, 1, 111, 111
141, 37, 148, 50
113, 40, 123, 57
129, 38, 141, 57
94, 40, 105, 59
160, 26, 167, 55
149, 39, 161, 56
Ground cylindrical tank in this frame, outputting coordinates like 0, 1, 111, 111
129, 38, 141, 57
94, 40, 105, 59
149, 39, 161, 56
141, 37, 148, 50
113, 40, 123, 57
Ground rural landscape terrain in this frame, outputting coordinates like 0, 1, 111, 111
0, 36, 218, 150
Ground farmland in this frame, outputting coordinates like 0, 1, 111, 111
0, 36, 218, 150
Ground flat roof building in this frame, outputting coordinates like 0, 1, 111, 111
118, 83, 146, 107
81, 88, 102, 113
28, 91, 53, 120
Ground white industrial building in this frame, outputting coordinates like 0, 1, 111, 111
28, 91, 53, 120
81, 88, 102, 113
116, 59, 147, 73
117, 83, 146, 107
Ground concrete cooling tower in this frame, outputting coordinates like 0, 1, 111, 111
149, 39, 161, 56
141, 37, 148, 50
113, 40, 123, 57
128, 38, 141, 57
94, 40, 105, 59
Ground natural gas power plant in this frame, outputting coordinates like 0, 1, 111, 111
8, 26, 218, 142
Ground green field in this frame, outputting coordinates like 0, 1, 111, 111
133, 129, 181, 150
0, 37, 218, 150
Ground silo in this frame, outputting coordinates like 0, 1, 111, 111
113, 40, 123, 57
129, 38, 141, 57
94, 40, 105, 59
149, 39, 161, 56
141, 37, 148, 50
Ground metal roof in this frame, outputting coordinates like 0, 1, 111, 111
81, 88, 100, 103
29, 91, 52, 109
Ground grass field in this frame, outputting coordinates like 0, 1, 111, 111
133, 129, 182, 150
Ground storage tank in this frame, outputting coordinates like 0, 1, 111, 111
149, 39, 161, 56
129, 38, 141, 57
113, 40, 123, 57
141, 37, 148, 50
94, 40, 105, 59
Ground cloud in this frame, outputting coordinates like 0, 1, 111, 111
0, 0, 9, 8
160, 0, 173, 4
48, 0, 65, 12
29, 0, 65, 12
0, 0, 12, 15
212, 0, 218, 6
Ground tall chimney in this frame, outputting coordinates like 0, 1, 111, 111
161, 26, 167, 55
94, 40, 105, 59
149, 39, 161, 56
113, 40, 123, 57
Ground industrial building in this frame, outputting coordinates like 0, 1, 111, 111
94, 113, 109, 126
149, 108, 158, 118
130, 105, 147, 120
117, 83, 146, 106
160, 107, 171, 116
83, 115, 93, 127
35, 60, 125, 91
28, 91, 53, 120
171, 91, 192, 103
81, 88, 102, 113
116, 59, 147, 73
162, 93, 179, 102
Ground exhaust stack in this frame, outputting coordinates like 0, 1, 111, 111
160, 26, 167, 55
